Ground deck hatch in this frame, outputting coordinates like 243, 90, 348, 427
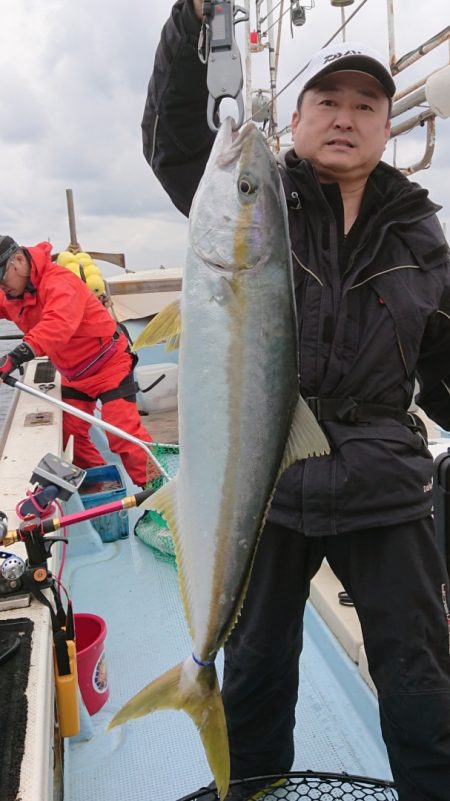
24, 412, 54, 427
33, 360, 56, 384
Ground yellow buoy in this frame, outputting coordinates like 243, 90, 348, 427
57, 251, 77, 267
86, 274, 106, 296
82, 263, 102, 278
65, 262, 82, 277
73, 251, 93, 263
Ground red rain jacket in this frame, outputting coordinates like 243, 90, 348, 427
0, 242, 154, 486
0, 242, 121, 373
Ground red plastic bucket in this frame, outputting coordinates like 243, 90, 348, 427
75, 613, 109, 715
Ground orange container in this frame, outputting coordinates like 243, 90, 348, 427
54, 639, 80, 737
75, 613, 109, 714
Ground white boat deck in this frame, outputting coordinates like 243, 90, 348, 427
0, 360, 64, 801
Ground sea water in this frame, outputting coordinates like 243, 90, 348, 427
0, 319, 22, 432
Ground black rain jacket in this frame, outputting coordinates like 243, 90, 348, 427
142, 0, 450, 536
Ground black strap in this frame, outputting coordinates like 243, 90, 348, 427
98, 370, 139, 404
21, 574, 71, 676
61, 363, 139, 404
61, 385, 95, 402
306, 397, 418, 427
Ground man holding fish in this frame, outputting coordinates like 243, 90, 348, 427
118, 3, 450, 799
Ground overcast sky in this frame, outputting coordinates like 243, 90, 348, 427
1, 1, 449, 275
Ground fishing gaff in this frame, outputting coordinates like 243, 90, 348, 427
3, 374, 170, 481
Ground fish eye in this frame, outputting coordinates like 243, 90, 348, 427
238, 175, 257, 196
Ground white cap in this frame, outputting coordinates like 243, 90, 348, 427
300, 41, 396, 98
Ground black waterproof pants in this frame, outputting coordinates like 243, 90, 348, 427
222, 516, 450, 801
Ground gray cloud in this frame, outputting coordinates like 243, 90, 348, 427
0, 1, 448, 269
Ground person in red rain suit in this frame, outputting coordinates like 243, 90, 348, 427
0, 236, 156, 488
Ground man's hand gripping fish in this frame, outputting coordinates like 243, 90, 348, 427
108, 118, 330, 799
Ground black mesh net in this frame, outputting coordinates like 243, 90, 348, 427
176, 772, 398, 801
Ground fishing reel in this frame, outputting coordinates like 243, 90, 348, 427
0, 513, 23, 594
0, 548, 26, 595
0, 508, 61, 597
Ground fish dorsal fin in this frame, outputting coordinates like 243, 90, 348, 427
141, 477, 194, 637
132, 299, 181, 352
278, 394, 330, 477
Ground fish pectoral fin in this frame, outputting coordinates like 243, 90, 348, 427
208, 275, 234, 305
132, 299, 181, 352
279, 394, 330, 475
108, 659, 230, 801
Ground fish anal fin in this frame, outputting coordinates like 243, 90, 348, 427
142, 478, 195, 639
142, 477, 178, 535
279, 394, 330, 476
108, 659, 230, 800
132, 299, 181, 351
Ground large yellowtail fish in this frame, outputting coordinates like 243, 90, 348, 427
109, 118, 329, 798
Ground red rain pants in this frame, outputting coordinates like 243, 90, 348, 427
62, 344, 153, 487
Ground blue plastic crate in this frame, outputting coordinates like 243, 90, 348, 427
79, 464, 128, 542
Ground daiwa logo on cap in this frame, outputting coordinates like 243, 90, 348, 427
301, 41, 396, 98
323, 49, 364, 65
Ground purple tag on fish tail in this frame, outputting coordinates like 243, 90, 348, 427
192, 652, 215, 667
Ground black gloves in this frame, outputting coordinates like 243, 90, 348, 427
0, 341, 34, 379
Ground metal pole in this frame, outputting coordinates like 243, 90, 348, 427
66, 189, 80, 252
266, 0, 278, 141
387, 0, 396, 74
244, 0, 252, 119
391, 85, 427, 118
274, 0, 284, 86
4, 376, 170, 481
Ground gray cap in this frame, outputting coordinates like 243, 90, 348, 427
0, 236, 19, 279
301, 41, 396, 98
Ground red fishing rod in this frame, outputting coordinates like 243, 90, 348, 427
2, 485, 155, 546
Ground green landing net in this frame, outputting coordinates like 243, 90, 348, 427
134, 443, 179, 565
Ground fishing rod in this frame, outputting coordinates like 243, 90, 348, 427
1, 486, 156, 547
3, 374, 170, 481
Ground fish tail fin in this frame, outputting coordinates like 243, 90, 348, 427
108, 659, 230, 800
